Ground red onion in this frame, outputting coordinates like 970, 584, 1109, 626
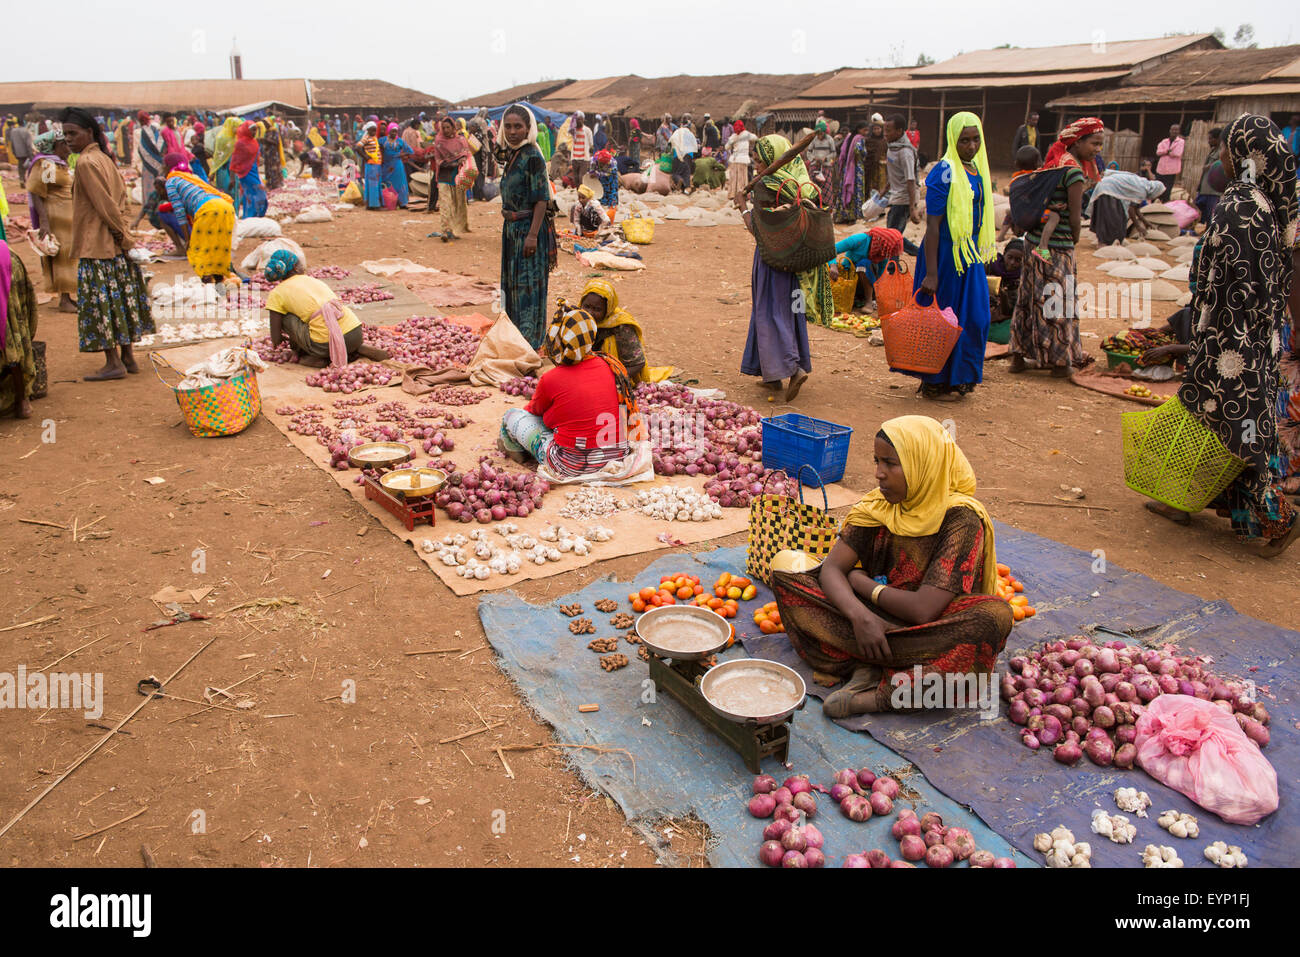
774, 803, 800, 823
763, 818, 793, 842
968, 849, 996, 868
759, 841, 785, 867
1239, 717, 1270, 747
870, 792, 894, 816
1020, 731, 1040, 750
772, 786, 793, 806
840, 795, 872, 822
842, 853, 870, 868
802, 825, 824, 850
920, 812, 944, 833
864, 849, 892, 868
1113, 743, 1137, 768
792, 792, 818, 818
943, 827, 975, 861
923, 827, 946, 848
833, 768, 860, 790
992, 857, 1017, 868
890, 860, 917, 868
1053, 742, 1082, 765
803, 847, 826, 868
899, 834, 926, 861
856, 768, 877, 790
925, 844, 955, 868
783, 775, 812, 797
1114, 724, 1137, 745
871, 776, 900, 799
829, 783, 856, 803
891, 816, 922, 839
781, 850, 807, 868
334, 282, 395, 304
748, 794, 777, 818
1008, 699, 1030, 725
781, 826, 808, 853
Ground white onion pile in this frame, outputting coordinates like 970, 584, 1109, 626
335, 283, 395, 304
500, 376, 538, 398
435, 456, 549, 523
361, 315, 482, 368
304, 362, 396, 392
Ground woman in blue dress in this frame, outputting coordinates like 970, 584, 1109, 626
497, 104, 557, 349
380, 123, 413, 208
908, 111, 995, 401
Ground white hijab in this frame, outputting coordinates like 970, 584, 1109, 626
497, 103, 538, 151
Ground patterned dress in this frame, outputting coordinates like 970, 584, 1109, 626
499, 143, 557, 350
1, 246, 38, 415
1179, 114, 1297, 542
772, 509, 1012, 710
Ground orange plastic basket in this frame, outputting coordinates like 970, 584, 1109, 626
881, 291, 963, 375
873, 258, 911, 318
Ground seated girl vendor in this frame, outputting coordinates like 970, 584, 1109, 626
574, 278, 673, 383
498, 306, 636, 477
772, 415, 1012, 717
263, 251, 386, 367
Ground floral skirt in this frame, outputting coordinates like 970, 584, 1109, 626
76, 255, 154, 353
1213, 451, 1297, 542
1009, 247, 1090, 369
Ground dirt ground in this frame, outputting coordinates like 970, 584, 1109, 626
1, 173, 1296, 868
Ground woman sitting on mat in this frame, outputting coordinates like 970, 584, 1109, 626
772, 415, 1012, 717
572, 277, 673, 384
498, 305, 636, 478
263, 251, 386, 367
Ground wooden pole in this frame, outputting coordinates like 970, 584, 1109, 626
981, 87, 987, 121
1138, 104, 1146, 145
1024, 86, 1032, 123
938, 91, 946, 154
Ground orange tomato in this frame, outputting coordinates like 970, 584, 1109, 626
627, 593, 638, 603
1011, 605, 1025, 622
639, 587, 656, 601
676, 585, 694, 600
732, 577, 751, 589
631, 598, 646, 612
1023, 606, 1036, 618
707, 597, 724, 610
754, 611, 768, 623
759, 619, 778, 634
715, 587, 727, 598
996, 563, 1011, 576
716, 573, 732, 588
648, 595, 662, 607
741, 585, 757, 601
693, 584, 703, 595
1013, 581, 1024, 593
726, 586, 742, 600
721, 605, 735, 618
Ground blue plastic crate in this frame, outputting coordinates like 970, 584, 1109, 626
760, 413, 853, 485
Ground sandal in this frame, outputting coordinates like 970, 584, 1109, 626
823, 665, 885, 719
785, 369, 809, 402
1251, 520, 1300, 558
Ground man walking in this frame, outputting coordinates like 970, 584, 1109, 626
1155, 123, 1185, 199
883, 114, 921, 256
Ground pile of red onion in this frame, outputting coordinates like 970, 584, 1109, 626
422, 386, 489, 407
309, 265, 352, 280
304, 362, 397, 393
252, 336, 299, 364
699, 457, 799, 509
334, 283, 395, 304
361, 315, 482, 368
1004, 637, 1271, 768
434, 456, 549, 523
500, 376, 538, 399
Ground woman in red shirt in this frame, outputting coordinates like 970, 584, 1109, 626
499, 306, 636, 477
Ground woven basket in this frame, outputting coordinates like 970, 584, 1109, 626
873, 258, 911, 318
1122, 395, 1244, 512
830, 257, 859, 314
622, 212, 655, 244
151, 352, 262, 438
881, 292, 963, 375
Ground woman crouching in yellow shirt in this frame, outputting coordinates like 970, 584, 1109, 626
263, 251, 387, 367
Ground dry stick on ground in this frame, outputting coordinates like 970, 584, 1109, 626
0, 614, 60, 633
438, 722, 505, 745
0, 636, 217, 841
404, 648, 462, 657
73, 806, 148, 842
1007, 500, 1115, 512
18, 518, 68, 530
140, 845, 157, 868
500, 743, 637, 783
36, 633, 110, 672
495, 747, 515, 780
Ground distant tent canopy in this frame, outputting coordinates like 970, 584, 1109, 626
216, 100, 301, 118
446, 102, 571, 128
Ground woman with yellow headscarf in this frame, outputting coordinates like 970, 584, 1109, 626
907, 111, 996, 402
209, 117, 243, 213
772, 415, 1011, 717
740, 133, 834, 402
575, 278, 673, 383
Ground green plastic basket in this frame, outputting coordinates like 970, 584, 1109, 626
1105, 348, 1142, 370
1122, 395, 1245, 512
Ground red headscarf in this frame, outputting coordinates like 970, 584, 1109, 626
1045, 116, 1105, 180
733, 120, 745, 133
432, 117, 470, 166
230, 121, 260, 176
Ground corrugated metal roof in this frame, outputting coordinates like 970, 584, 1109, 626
545, 76, 626, 101
1048, 84, 1221, 108
765, 96, 892, 110
793, 68, 915, 98
884, 69, 1129, 90
1267, 56, 1300, 79
912, 34, 1215, 77
0, 78, 445, 112
457, 79, 574, 107
1211, 81, 1300, 97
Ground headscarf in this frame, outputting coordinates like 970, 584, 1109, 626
577, 184, 595, 202
163, 150, 190, 173
434, 117, 471, 166
211, 117, 240, 171
546, 302, 637, 406
136, 110, 151, 125
264, 249, 300, 282
754, 133, 816, 203
193, 121, 205, 136
230, 121, 259, 176
579, 278, 672, 383
1222, 112, 1299, 231
629, 118, 640, 131
386, 122, 399, 135
937, 111, 996, 274
1044, 116, 1105, 179
60, 107, 110, 153
733, 120, 745, 134
594, 149, 613, 166
844, 416, 998, 595
1085, 170, 1165, 218
33, 128, 64, 155
498, 103, 539, 152
814, 119, 827, 133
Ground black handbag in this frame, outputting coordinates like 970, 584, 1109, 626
753, 180, 836, 273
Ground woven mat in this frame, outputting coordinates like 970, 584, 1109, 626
158, 340, 859, 595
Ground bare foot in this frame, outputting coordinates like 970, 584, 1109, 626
299, 355, 328, 368
356, 344, 390, 361
58, 295, 78, 313
1251, 520, 1300, 558
1008, 355, 1027, 373
1144, 501, 1191, 525
15, 397, 32, 419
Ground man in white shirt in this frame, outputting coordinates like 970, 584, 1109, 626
883, 114, 921, 255
724, 120, 757, 201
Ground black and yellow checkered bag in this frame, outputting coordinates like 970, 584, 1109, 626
746, 466, 839, 585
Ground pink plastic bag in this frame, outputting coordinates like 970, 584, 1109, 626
1134, 695, 1278, 825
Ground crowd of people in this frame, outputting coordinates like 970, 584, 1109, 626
1, 96, 1296, 567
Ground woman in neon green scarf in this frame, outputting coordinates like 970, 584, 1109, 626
909, 111, 995, 402
209, 117, 243, 212
739, 134, 834, 402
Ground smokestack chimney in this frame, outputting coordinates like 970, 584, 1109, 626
230, 38, 243, 80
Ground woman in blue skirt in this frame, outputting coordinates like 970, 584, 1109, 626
908, 111, 994, 401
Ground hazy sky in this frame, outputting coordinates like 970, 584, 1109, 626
5, 1, 1294, 103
